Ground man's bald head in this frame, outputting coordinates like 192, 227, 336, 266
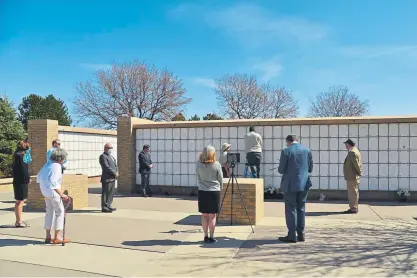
104, 143, 113, 153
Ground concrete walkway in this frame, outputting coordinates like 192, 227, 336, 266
1, 189, 417, 277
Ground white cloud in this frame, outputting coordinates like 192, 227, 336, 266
252, 56, 283, 81
340, 45, 417, 58
80, 63, 112, 70
171, 3, 328, 47
191, 77, 216, 88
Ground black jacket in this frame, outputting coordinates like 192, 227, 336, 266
99, 152, 118, 182
12, 152, 30, 184
138, 151, 152, 174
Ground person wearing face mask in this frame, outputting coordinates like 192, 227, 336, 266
220, 143, 231, 178
47, 139, 67, 173
99, 143, 118, 213
138, 145, 153, 197
12, 140, 32, 228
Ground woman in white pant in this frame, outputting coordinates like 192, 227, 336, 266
37, 148, 70, 244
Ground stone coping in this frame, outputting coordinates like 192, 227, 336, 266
0, 178, 13, 185
58, 125, 117, 136
133, 115, 417, 129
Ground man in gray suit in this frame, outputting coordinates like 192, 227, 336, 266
99, 143, 118, 213
278, 135, 313, 243
138, 144, 153, 197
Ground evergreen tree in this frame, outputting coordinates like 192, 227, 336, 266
0, 97, 26, 177
171, 113, 186, 121
18, 94, 72, 129
189, 114, 201, 121
203, 113, 223, 120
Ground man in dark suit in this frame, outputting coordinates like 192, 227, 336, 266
99, 143, 118, 213
278, 135, 313, 243
138, 144, 153, 197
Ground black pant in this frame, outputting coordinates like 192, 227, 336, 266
222, 167, 229, 178
246, 152, 261, 178
140, 172, 152, 196
101, 181, 115, 210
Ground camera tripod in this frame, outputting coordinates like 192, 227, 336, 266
218, 165, 254, 233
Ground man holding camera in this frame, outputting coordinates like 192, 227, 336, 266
244, 126, 263, 178
278, 135, 313, 243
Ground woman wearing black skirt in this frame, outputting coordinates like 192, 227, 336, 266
196, 145, 223, 243
12, 140, 31, 228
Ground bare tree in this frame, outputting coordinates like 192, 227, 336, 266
214, 74, 267, 119
264, 85, 298, 118
308, 85, 369, 117
72, 61, 191, 129
214, 74, 298, 119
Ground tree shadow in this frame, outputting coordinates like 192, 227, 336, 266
234, 220, 417, 276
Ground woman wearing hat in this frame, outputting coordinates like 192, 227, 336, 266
196, 146, 223, 243
220, 143, 231, 178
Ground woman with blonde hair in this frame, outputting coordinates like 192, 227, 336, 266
196, 145, 223, 243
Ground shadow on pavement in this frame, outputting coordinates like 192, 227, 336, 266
159, 229, 202, 235
234, 222, 417, 277
0, 238, 42, 247
0, 200, 16, 204
174, 215, 200, 225
0, 224, 19, 228
306, 211, 347, 216
122, 236, 287, 249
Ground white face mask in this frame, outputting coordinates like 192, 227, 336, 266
108, 149, 113, 155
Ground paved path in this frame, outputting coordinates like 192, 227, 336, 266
1, 189, 417, 277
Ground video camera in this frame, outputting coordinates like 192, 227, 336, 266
226, 153, 240, 168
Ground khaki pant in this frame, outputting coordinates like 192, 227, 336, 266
346, 180, 359, 211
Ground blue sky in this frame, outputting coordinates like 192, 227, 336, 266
1, 0, 416, 124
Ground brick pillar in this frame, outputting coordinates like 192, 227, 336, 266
117, 116, 153, 193
27, 120, 59, 174
218, 178, 264, 225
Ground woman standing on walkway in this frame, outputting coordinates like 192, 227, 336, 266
196, 145, 223, 243
12, 140, 31, 228
37, 148, 70, 244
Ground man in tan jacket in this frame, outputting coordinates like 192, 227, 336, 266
343, 139, 362, 214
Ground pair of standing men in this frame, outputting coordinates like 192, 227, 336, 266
98, 143, 152, 209
278, 136, 362, 243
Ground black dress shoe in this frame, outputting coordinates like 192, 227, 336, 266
208, 237, 218, 243
110, 207, 117, 211
297, 235, 305, 242
102, 209, 113, 213
278, 236, 297, 243
343, 209, 358, 214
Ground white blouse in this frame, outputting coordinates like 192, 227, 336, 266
37, 162, 62, 198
